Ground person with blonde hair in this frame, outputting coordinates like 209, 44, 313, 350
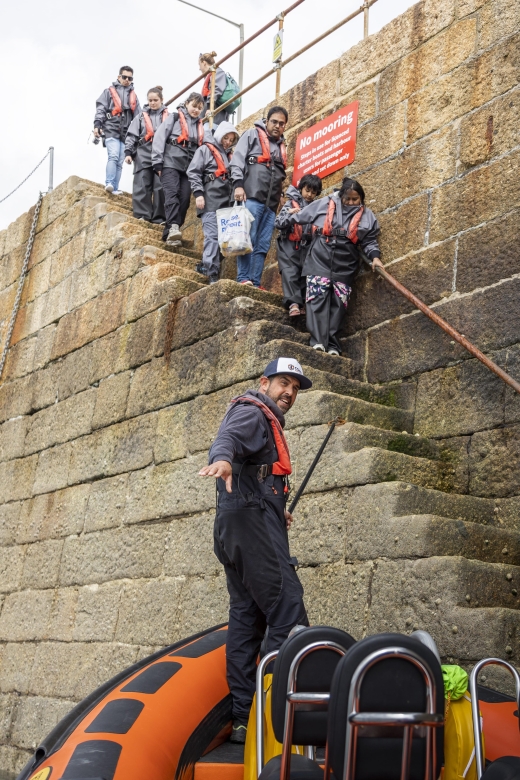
124, 86, 168, 223
199, 52, 234, 126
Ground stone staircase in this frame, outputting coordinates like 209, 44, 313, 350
78, 181, 519, 669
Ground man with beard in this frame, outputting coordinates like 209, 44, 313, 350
199, 358, 312, 742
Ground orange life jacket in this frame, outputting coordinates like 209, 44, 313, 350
109, 86, 137, 117
287, 200, 303, 243
256, 127, 287, 169
322, 198, 364, 243
142, 108, 169, 142
205, 142, 230, 177
231, 396, 292, 476
176, 110, 205, 146
202, 73, 212, 97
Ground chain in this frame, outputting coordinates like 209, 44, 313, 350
0, 150, 50, 204
0, 192, 44, 381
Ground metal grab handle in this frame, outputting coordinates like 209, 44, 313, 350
349, 712, 444, 726
256, 650, 279, 778
469, 658, 520, 780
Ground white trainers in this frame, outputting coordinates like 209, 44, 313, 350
113, 190, 123, 195
105, 183, 114, 193
312, 343, 325, 351
167, 224, 182, 243
328, 348, 340, 356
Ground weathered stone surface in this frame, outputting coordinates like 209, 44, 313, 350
0, 502, 22, 546
456, 210, 520, 293
0, 745, 30, 775
115, 578, 184, 645
354, 103, 406, 169
11, 695, 75, 750
290, 489, 351, 566
20, 539, 64, 590
25, 388, 96, 454
459, 89, 520, 171
91, 372, 130, 429
0, 454, 37, 502
431, 148, 520, 245
59, 525, 167, 586
174, 574, 228, 640
16, 483, 90, 543
272, 60, 340, 134
299, 562, 371, 636
164, 514, 220, 577
57, 342, 93, 401
379, 16, 477, 110
73, 582, 122, 642
0, 693, 16, 743
30, 641, 138, 699
377, 194, 430, 263
0, 416, 29, 462
479, 0, 520, 48
126, 265, 201, 323
32, 442, 72, 495
0, 546, 25, 593
0, 590, 54, 641
0, 374, 34, 424
469, 424, 520, 497
84, 474, 127, 533
0, 643, 36, 694
3, 335, 37, 382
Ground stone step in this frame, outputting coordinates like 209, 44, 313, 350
287, 390, 414, 434
346, 512, 520, 565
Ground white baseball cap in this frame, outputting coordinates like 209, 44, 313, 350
263, 357, 313, 390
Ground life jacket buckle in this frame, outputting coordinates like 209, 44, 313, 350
257, 464, 270, 481
247, 155, 257, 165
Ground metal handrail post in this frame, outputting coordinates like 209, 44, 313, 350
367, 260, 520, 395
275, 14, 284, 98
238, 23, 245, 123
208, 67, 217, 129
469, 658, 520, 780
363, 1, 370, 38
48, 147, 54, 192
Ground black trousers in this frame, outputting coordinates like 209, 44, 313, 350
132, 167, 165, 223
281, 266, 306, 307
306, 285, 346, 352
161, 167, 192, 240
214, 499, 308, 723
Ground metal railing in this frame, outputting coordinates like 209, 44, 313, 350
165, 0, 377, 127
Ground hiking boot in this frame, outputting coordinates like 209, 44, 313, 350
230, 719, 247, 744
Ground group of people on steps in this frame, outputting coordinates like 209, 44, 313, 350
94, 58, 383, 357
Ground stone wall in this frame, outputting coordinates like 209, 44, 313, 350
0, 0, 519, 775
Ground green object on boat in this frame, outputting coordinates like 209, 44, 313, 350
442, 664, 468, 700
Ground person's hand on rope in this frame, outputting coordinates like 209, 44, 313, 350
199, 460, 232, 493
285, 509, 294, 529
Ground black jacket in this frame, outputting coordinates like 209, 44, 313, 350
94, 81, 141, 140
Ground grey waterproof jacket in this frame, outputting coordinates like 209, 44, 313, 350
152, 106, 207, 173
230, 120, 287, 212
275, 184, 314, 270
201, 67, 230, 125
187, 121, 238, 215
124, 104, 169, 173
94, 81, 141, 140
291, 193, 381, 285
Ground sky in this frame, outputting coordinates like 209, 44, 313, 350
0, 0, 417, 231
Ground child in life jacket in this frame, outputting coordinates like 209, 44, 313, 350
275, 174, 323, 317
152, 92, 207, 245
288, 178, 384, 355
124, 86, 168, 224
187, 121, 239, 284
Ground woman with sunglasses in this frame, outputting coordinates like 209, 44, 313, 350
124, 86, 168, 224
199, 52, 231, 126
94, 66, 141, 194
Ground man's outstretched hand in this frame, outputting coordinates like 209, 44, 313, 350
199, 460, 233, 493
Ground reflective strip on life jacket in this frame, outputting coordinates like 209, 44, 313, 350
177, 111, 205, 146
109, 86, 137, 117
256, 127, 287, 169
204, 143, 230, 178
230, 396, 292, 475
322, 198, 364, 243
202, 73, 212, 98
288, 200, 303, 243
142, 108, 169, 142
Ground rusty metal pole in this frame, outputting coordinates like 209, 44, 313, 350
363, 1, 369, 38
208, 67, 217, 129
275, 14, 284, 98
372, 263, 520, 395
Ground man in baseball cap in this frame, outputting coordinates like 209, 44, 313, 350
199, 358, 312, 742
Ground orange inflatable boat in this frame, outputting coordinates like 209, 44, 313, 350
16, 624, 520, 780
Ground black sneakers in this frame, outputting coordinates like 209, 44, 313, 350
230, 719, 247, 744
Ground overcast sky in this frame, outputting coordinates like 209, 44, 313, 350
0, 0, 417, 231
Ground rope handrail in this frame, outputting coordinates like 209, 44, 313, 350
0, 150, 51, 204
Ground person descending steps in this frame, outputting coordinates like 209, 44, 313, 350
199, 358, 312, 743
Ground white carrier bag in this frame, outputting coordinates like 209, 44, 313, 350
216, 202, 255, 257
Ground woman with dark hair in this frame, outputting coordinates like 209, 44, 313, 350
124, 86, 168, 223
199, 52, 231, 126
152, 92, 207, 245
287, 177, 384, 355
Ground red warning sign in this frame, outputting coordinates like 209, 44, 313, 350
292, 101, 359, 186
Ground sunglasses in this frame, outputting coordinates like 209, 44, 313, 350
120, 74, 133, 80
269, 119, 286, 127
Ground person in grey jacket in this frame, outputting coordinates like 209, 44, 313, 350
94, 65, 141, 194
275, 175, 323, 316
230, 107, 288, 288
187, 121, 239, 284
152, 92, 206, 245
124, 86, 168, 224
199, 52, 232, 126
288, 178, 384, 356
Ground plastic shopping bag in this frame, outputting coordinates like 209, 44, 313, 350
216, 202, 255, 257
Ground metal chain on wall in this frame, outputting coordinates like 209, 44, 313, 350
0, 192, 44, 381
0, 150, 51, 204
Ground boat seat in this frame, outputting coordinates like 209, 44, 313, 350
259, 625, 356, 780
482, 756, 520, 780
327, 633, 445, 780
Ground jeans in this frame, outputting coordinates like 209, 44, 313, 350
105, 138, 125, 191
236, 198, 276, 286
